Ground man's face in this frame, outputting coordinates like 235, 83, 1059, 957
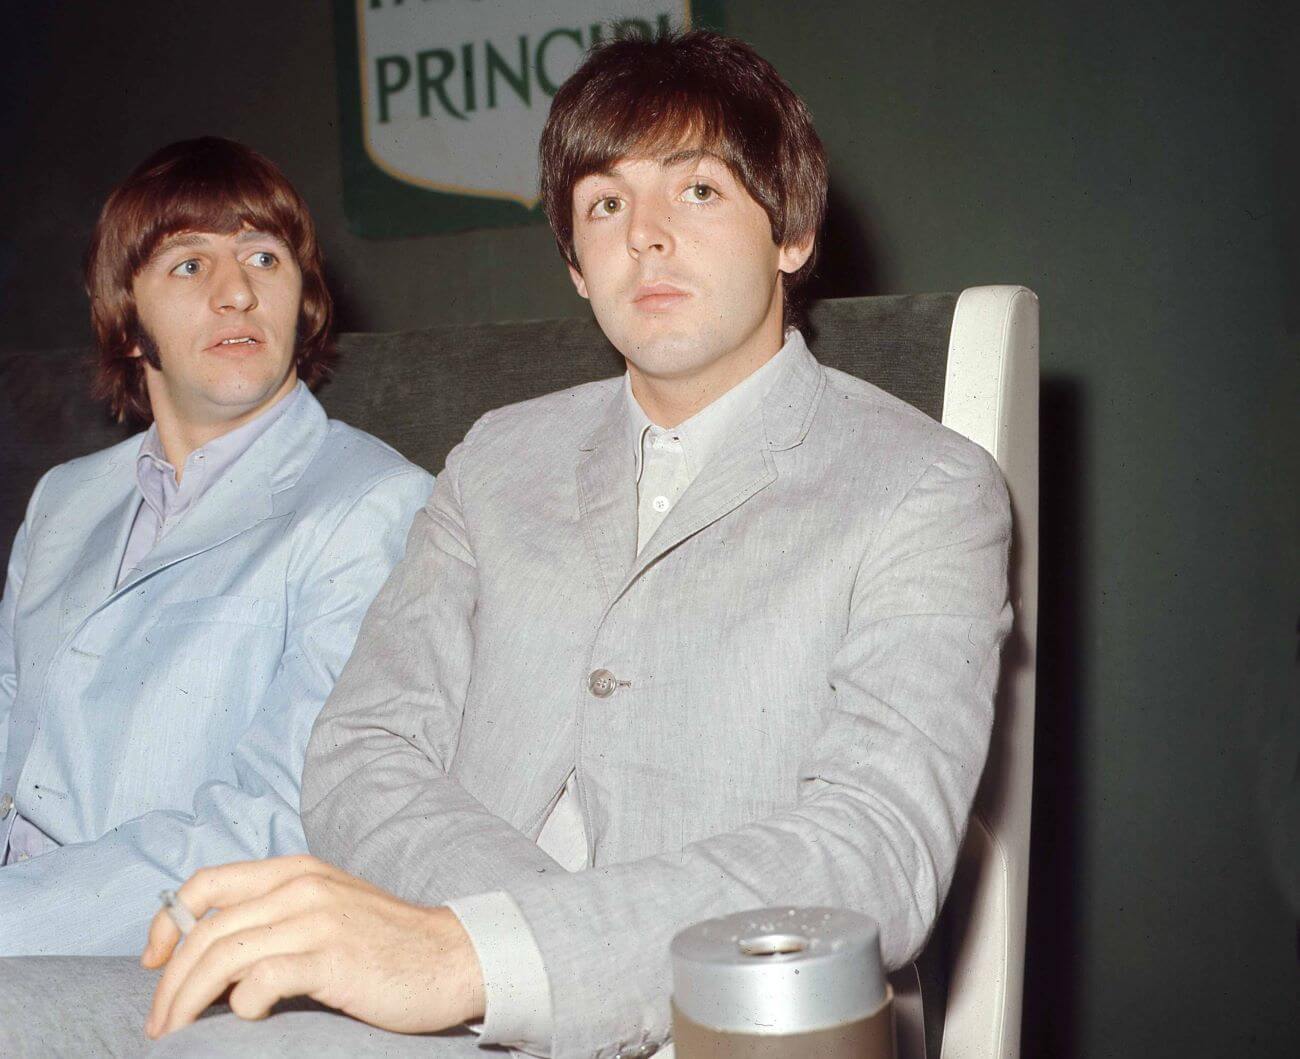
568, 150, 811, 395
131, 229, 302, 432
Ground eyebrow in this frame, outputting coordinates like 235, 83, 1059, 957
586, 149, 727, 181
660, 148, 722, 168
149, 230, 287, 261
151, 233, 209, 257
234, 229, 284, 245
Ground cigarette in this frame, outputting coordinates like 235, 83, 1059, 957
159, 890, 197, 936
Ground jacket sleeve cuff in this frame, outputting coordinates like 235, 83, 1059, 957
446, 890, 554, 1056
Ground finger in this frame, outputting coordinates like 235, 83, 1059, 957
179, 855, 333, 921
141, 903, 183, 969
142, 890, 199, 969
146, 873, 339, 1035
227, 950, 332, 1022
143, 856, 331, 967
153, 915, 322, 1038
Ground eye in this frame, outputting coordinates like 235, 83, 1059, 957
590, 195, 624, 218
245, 251, 278, 269
170, 259, 202, 277
680, 183, 718, 204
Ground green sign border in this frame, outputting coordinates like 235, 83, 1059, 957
333, 0, 725, 238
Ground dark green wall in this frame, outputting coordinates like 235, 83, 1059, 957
2, 3, 1295, 1055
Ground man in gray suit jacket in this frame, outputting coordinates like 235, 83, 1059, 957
132, 31, 1012, 1059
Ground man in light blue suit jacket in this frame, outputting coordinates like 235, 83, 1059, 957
0, 138, 432, 955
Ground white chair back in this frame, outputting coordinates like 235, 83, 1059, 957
938, 285, 1040, 1059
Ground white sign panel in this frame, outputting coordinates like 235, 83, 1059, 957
358, 0, 692, 207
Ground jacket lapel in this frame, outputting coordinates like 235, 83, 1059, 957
82, 387, 328, 611
57, 464, 141, 637
117, 459, 274, 591
626, 418, 775, 587
576, 388, 638, 607
609, 338, 828, 604
117, 387, 327, 593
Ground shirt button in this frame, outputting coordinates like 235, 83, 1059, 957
16, 851, 31, 862
651, 495, 670, 513
588, 669, 619, 698
0, 793, 12, 818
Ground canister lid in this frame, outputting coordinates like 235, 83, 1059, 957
671, 907, 886, 1035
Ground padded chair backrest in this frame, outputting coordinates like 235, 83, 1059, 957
938, 286, 1040, 1059
311, 291, 960, 478
0, 294, 957, 550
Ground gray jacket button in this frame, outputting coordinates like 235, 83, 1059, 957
588, 669, 618, 698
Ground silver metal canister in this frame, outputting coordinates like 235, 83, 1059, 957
670, 907, 895, 1058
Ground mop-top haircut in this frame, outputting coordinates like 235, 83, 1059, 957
539, 30, 828, 322
86, 137, 334, 422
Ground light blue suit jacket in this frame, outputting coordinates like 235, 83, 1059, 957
0, 387, 432, 954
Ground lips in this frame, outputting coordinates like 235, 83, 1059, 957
206, 328, 266, 351
632, 282, 690, 311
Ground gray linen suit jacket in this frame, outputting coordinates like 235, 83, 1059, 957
301, 340, 1012, 1059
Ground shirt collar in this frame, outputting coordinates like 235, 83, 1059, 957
135, 382, 303, 522
625, 330, 804, 480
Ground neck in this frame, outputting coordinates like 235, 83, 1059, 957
148, 374, 296, 480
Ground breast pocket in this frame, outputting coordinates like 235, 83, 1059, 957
69, 595, 288, 815
137, 595, 285, 737
132, 596, 284, 797
151, 595, 282, 630
144, 594, 285, 719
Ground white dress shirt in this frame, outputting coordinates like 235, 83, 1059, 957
448, 335, 800, 1054
1, 387, 299, 866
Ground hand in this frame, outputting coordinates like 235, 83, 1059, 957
141, 855, 485, 1039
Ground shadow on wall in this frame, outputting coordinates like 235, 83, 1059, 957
1022, 376, 1087, 1059
326, 262, 374, 336
806, 177, 887, 301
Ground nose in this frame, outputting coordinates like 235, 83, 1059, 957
626, 200, 674, 259
209, 255, 258, 313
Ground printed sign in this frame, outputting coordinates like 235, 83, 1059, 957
335, 0, 723, 236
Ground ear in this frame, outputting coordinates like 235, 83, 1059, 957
567, 261, 590, 300
777, 231, 815, 276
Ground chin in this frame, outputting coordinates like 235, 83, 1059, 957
617, 330, 717, 378
217, 359, 294, 394
203, 375, 288, 411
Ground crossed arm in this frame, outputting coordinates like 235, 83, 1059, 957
142, 437, 1012, 1055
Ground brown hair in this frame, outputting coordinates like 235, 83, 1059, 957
539, 30, 828, 326
86, 137, 334, 423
